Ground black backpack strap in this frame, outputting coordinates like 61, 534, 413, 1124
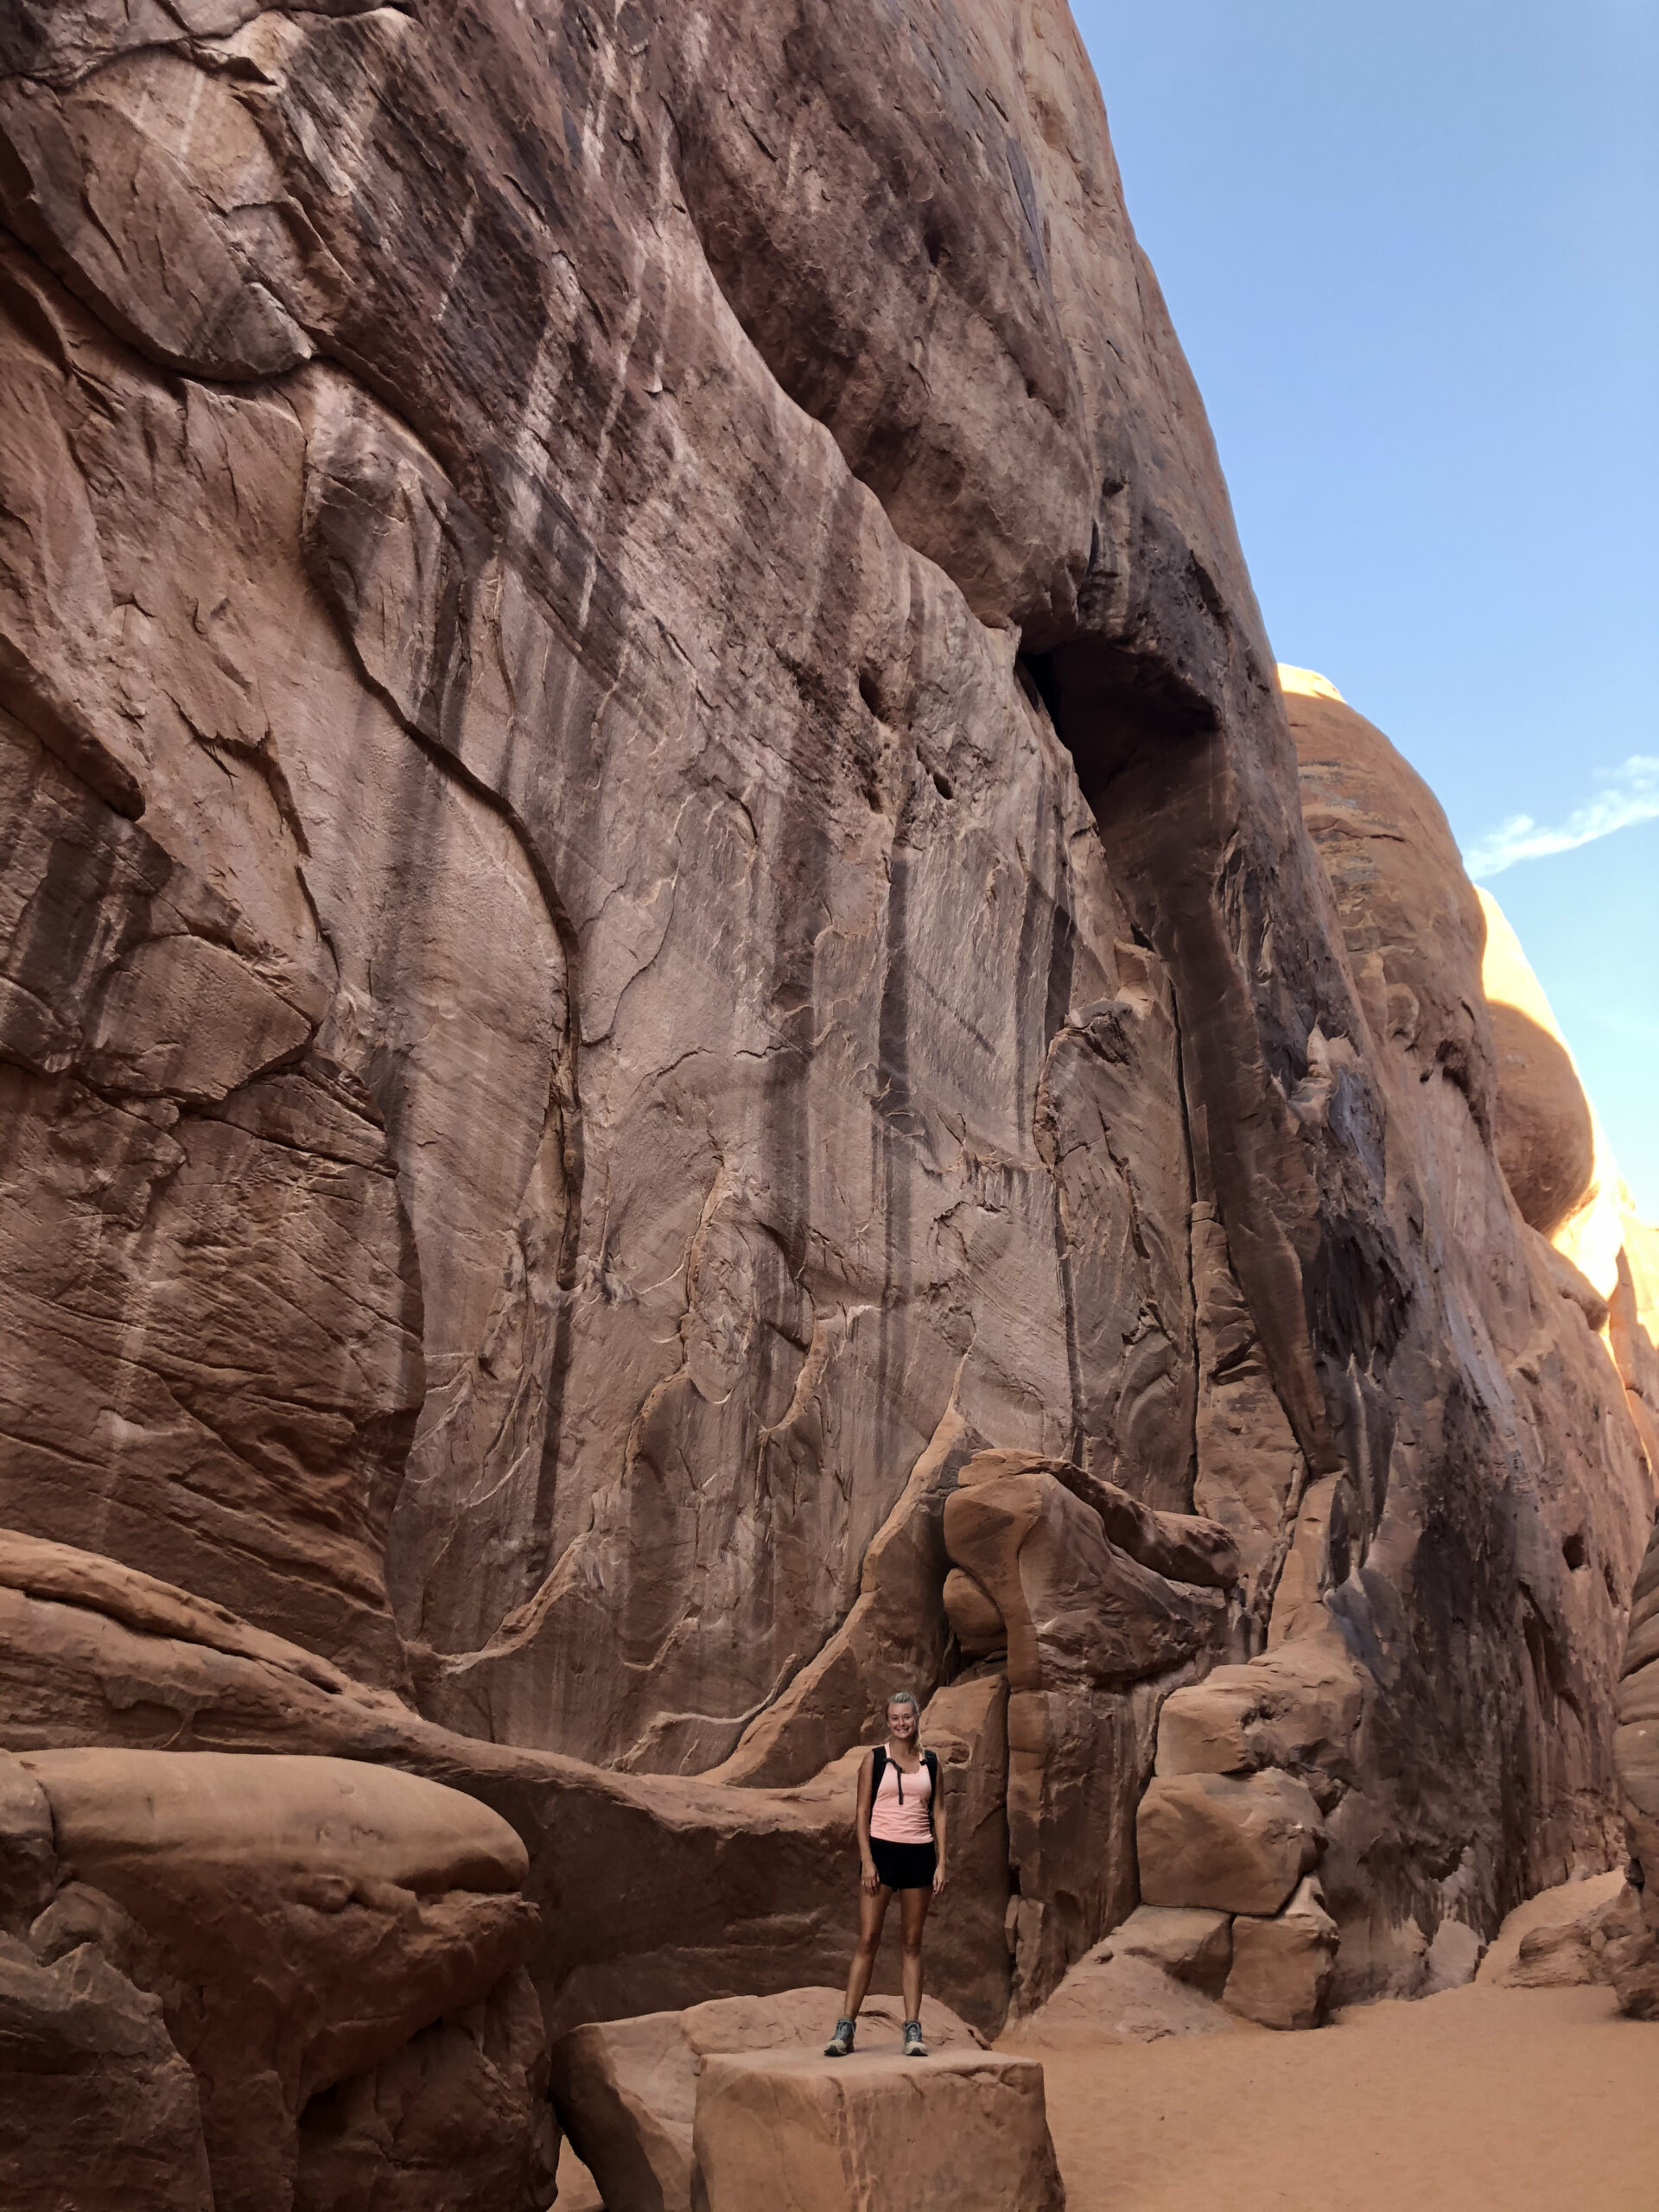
870, 1745, 887, 1804
925, 1749, 939, 1832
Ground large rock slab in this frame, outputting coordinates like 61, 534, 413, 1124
10, 1747, 543, 2212
551, 1987, 982, 2212
1137, 1770, 1322, 1916
0, 1532, 979, 2035
942, 1453, 1226, 1693
690, 2048, 1065, 2212
1005, 1681, 1165, 2012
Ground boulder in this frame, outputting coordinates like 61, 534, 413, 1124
690, 2048, 1065, 2212
1476, 889, 1597, 1236
294, 1967, 558, 2212
1223, 1875, 1338, 2031
1001, 1944, 1233, 2050
943, 1568, 1008, 1659
1505, 1890, 1640, 1991
1052, 1463, 1240, 1592
1607, 1910, 1659, 2019
1476, 1871, 1628, 1988
1154, 1625, 1364, 1779
14, 1748, 543, 2212
1108, 1904, 1233, 1995
1137, 1770, 1322, 1916
551, 1987, 982, 2212
0, 1937, 213, 2212
942, 1455, 1225, 1694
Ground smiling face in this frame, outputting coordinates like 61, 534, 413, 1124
887, 1699, 918, 1742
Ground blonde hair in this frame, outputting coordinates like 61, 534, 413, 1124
885, 1688, 920, 1720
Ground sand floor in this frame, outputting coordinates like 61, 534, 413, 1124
552, 1982, 1659, 2209
1033, 1983, 1659, 2212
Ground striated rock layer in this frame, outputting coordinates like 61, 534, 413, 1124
2, 11, 1657, 2194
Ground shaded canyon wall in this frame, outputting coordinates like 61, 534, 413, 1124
1, 0, 1656, 2075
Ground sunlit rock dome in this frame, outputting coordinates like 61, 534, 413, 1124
1477, 886, 1625, 1298
1276, 664, 1346, 704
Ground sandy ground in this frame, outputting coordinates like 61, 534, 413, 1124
551, 1982, 1659, 2209
556, 2154, 603, 2210
1033, 1984, 1659, 2212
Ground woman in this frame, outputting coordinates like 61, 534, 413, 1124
823, 1688, 947, 2059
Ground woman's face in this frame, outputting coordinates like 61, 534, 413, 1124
887, 1700, 917, 1740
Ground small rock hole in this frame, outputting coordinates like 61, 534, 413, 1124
858, 670, 883, 719
931, 770, 953, 799
1562, 1530, 1586, 1572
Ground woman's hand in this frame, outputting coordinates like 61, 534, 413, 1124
861, 1859, 880, 1894
932, 1862, 946, 1896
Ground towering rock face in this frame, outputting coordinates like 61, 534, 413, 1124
1611, 1513, 1659, 2018
1, 0, 1656, 2097
1190, 673, 1656, 1999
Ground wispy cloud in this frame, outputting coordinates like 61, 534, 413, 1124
1465, 754, 1659, 877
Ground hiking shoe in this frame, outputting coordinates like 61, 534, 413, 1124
823, 2016, 856, 2057
903, 2018, 928, 2058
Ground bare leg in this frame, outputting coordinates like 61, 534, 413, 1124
842, 1884, 892, 2018
899, 1885, 931, 2020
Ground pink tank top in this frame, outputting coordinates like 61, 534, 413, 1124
869, 1751, 933, 1845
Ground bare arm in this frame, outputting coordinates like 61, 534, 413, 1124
932, 1760, 948, 1893
855, 1751, 878, 1892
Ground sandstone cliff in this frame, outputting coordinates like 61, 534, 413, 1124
2, 10, 1657, 2201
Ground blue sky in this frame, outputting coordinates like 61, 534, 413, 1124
1073, 0, 1657, 1214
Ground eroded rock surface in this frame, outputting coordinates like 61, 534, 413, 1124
1, 10, 1658, 2198
690, 2048, 1065, 2212
551, 1987, 981, 2212
1137, 1770, 1322, 1916
0, 1936, 214, 2212
0, 1743, 553, 2212
1611, 1514, 1659, 2017
1223, 1874, 1338, 2031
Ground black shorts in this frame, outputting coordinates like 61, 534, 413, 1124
870, 1838, 936, 1891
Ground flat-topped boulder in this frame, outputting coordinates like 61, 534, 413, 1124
551, 1986, 982, 2212
690, 2047, 1065, 2212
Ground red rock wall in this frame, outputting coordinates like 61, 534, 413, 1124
1, 0, 1654, 2044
